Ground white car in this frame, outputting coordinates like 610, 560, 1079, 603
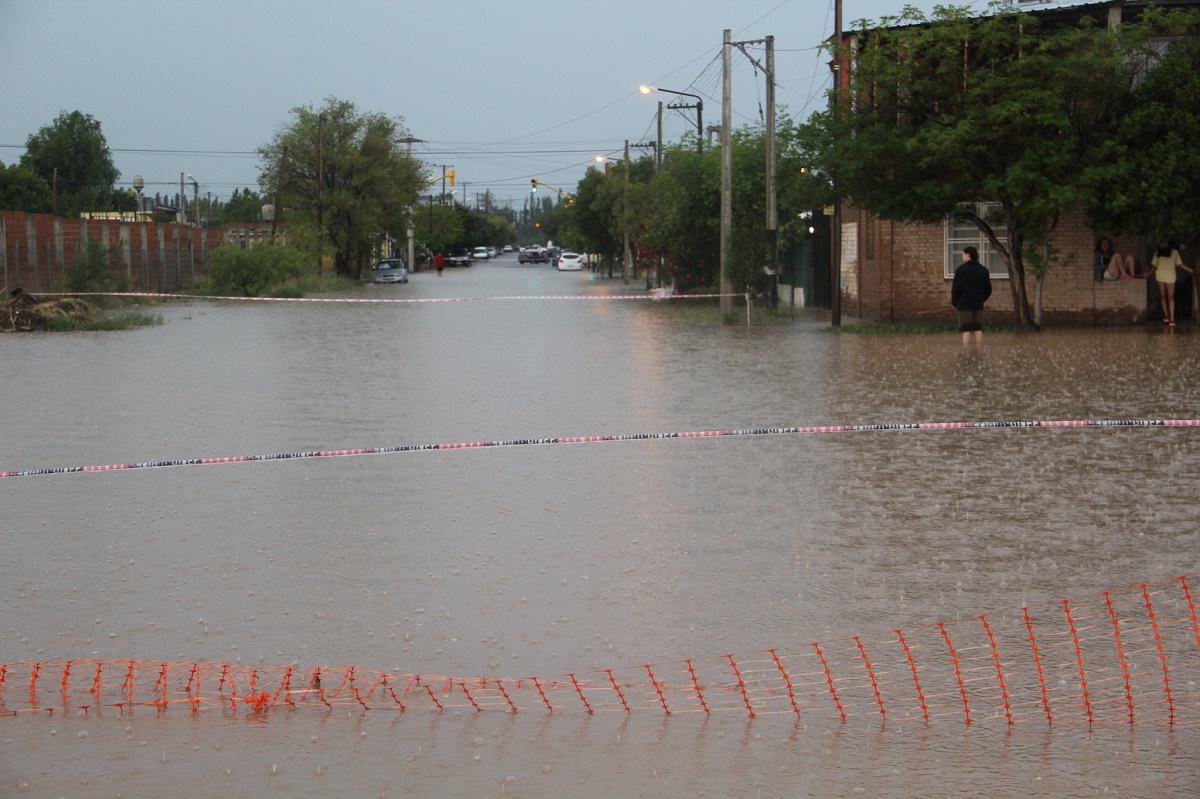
556, 251, 584, 271
472, 246, 489, 261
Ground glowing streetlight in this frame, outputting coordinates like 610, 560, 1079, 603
639, 85, 702, 154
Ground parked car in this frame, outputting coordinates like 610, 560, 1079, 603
445, 249, 471, 267
486, 247, 497, 259
556, 251, 584, 271
472, 246, 490, 261
371, 258, 408, 283
502, 245, 513, 253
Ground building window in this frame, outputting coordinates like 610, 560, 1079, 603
944, 203, 1009, 279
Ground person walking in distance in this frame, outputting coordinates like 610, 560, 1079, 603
434, 252, 445, 276
952, 245, 992, 347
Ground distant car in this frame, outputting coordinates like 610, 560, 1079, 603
556, 251, 584, 271
472, 246, 489, 261
519, 248, 549, 264
372, 258, 408, 283
445, 249, 471, 267
486, 247, 497, 258
503, 245, 513, 253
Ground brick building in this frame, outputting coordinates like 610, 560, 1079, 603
829, 1, 1198, 326
837, 206, 1173, 325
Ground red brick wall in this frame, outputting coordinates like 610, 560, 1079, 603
847, 205, 1157, 325
0, 212, 269, 294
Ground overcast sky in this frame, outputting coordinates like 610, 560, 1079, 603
2, 0, 1003, 209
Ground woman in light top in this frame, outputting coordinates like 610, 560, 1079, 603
1149, 244, 1193, 326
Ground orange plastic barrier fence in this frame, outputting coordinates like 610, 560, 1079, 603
3, 576, 1198, 725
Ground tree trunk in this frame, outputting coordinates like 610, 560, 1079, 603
976, 211, 1037, 330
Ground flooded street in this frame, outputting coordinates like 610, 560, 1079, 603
2, 259, 1198, 798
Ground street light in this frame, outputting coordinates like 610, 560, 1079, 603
639, 84, 703, 154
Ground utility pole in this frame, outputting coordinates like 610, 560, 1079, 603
180, 173, 186, 225
317, 114, 324, 232
623, 139, 631, 285
766, 35, 777, 296
272, 146, 287, 244
831, 0, 843, 326
398, 137, 422, 272
656, 101, 663, 172
719, 29, 734, 315
734, 35, 779, 299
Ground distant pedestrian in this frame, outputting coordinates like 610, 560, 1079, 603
951, 245, 992, 347
435, 252, 445, 276
1149, 243, 1192, 326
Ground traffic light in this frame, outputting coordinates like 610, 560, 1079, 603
447, 169, 455, 187
531, 178, 538, 192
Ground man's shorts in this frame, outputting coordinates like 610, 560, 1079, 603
958, 310, 983, 332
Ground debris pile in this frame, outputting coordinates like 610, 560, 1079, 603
2, 288, 96, 332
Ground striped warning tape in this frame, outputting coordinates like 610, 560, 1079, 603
38, 291, 731, 303
2, 418, 1196, 479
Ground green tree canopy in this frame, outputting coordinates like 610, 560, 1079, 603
217, 187, 267, 224
0, 161, 53, 213
20, 110, 119, 217
415, 202, 466, 255
259, 97, 425, 277
1090, 38, 1200, 247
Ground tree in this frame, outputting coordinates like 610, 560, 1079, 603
259, 97, 425, 278
1091, 38, 1200, 247
416, 202, 465, 256
61, 237, 127, 293
218, 187, 267, 224
204, 244, 303, 297
20, 110, 119, 217
0, 161, 53, 212
808, 4, 1195, 328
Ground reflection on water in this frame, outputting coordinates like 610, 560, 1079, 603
1, 263, 1197, 797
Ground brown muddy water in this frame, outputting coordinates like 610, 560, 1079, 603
1, 259, 1198, 798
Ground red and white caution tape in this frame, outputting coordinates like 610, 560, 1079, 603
39, 291, 729, 304
3, 418, 1196, 479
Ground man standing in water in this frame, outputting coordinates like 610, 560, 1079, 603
952, 245, 992, 347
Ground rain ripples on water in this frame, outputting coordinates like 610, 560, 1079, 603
1, 263, 1197, 797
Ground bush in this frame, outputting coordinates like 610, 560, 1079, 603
62, 237, 128, 294
43, 311, 161, 332
204, 244, 304, 297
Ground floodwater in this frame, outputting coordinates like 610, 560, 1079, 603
1, 259, 1198, 798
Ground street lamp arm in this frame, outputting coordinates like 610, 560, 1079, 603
640, 85, 703, 155
639, 84, 701, 103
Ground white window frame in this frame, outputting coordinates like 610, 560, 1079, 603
944, 203, 1009, 279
